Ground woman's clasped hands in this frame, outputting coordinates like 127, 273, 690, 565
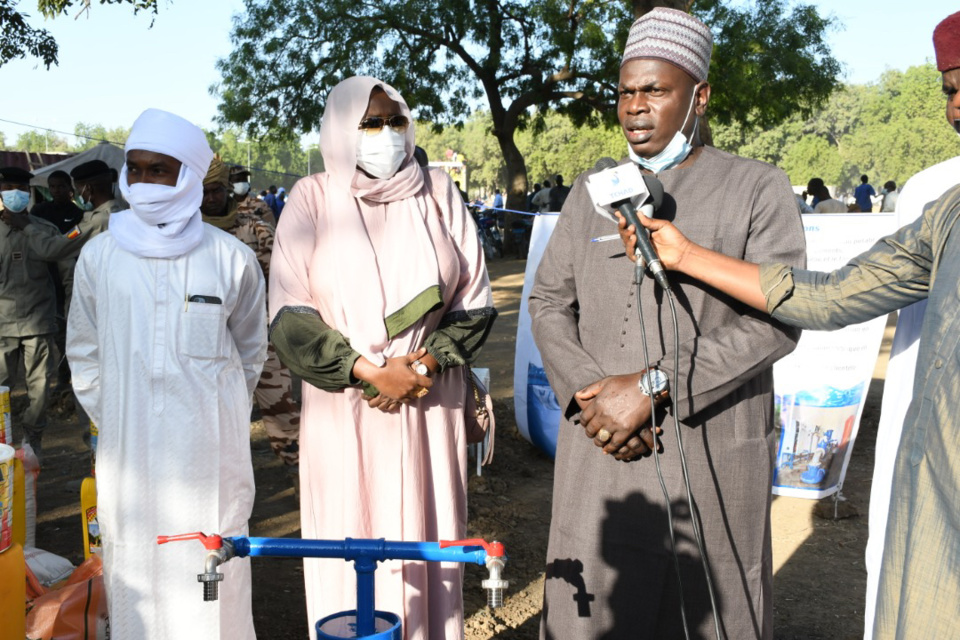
354, 347, 435, 412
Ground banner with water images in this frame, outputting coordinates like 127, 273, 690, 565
514, 213, 561, 457
772, 212, 897, 499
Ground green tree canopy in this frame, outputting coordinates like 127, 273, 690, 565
73, 122, 130, 150
714, 63, 960, 193
215, 0, 840, 228
14, 129, 70, 153
206, 128, 321, 193
417, 110, 624, 197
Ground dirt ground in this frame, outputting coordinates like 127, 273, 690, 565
24, 255, 888, 639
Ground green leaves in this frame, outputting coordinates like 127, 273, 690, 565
214, 0, 839, 207
715, 63, 960, 193
702, 0, 841, 129
1, 0, 58, 68
2, 0, 159, 69
37, 0, 158, 19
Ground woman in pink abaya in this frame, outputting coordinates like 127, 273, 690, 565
268, 76, 496, 640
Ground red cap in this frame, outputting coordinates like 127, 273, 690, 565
934, 11, 960, 72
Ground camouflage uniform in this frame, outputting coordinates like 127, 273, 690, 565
233, 213, 300, 465
205, 162, 299, 466
235, 195, 277, 227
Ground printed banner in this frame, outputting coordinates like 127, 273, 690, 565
772, 213, 897, 498
514, 213, 561, 458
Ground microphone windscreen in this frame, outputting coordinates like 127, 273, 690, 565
642, 175, 665, 210
594, 157, 618, 172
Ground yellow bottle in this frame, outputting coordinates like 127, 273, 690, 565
0, 443, 24, 640
81, 421, 100, 559
80, 476, 99, 559
0, 542, 26, 640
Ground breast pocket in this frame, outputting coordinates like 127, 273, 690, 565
180, 302, 226, 359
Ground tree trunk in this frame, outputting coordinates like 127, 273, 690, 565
492, 126, 529, 256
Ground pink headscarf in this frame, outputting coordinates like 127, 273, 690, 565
318, 76, 440, 365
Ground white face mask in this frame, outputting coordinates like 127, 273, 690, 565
232, 181, 251, 196
629, 83, 701, 174
356, 127, 407, 179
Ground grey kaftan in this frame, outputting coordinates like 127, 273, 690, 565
530, 147, 805, 639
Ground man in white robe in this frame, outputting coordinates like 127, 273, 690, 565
67, 108, 266, 640
863, 12, 960, 637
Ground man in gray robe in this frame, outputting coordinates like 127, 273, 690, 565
529, 8, 806, 639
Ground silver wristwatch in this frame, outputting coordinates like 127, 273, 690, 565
412, 359, 430, 377
639, 367, 669, 400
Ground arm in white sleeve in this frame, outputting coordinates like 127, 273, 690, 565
65, 247, 102, 427
228, 248, 268, 398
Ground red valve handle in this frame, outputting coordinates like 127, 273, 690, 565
156, 532, 223, 550
439, 538, 505, 557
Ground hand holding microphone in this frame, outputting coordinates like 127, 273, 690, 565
617, 207, 692, 273
587, 157, 670, 290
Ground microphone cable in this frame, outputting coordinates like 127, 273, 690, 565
634, 257, 722, 640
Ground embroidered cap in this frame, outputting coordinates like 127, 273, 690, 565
933, 11, 960, 73
621, 7, 713, 83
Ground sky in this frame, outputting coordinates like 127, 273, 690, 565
0, 0, 955, 148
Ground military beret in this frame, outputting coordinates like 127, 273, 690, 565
0, 166, 34, 185
70, 160, 113, 182
229, 165, 251, 180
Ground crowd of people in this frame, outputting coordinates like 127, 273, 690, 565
797, 174, 902, 213
1, 6, 958, 640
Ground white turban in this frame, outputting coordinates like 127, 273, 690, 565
111, 109, 213, 258
124, 108, 213, 179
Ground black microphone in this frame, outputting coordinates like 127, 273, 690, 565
593, 158, 671, 291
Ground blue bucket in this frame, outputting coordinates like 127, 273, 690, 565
315, 610, 402, 639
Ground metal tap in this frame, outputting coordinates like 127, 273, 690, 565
157, 532, 235, 602
482, 552, 509, 608
440, 537, 509, 608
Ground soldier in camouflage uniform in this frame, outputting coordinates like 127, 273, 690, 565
202, 158, 299, 467
229, 165, 277, 226
0, 167, 83, 460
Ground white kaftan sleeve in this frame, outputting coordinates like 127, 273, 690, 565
228, 249, 268, 398
66, 245, 102, 427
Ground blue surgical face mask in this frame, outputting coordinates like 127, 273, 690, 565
1, 189, 30, 213
629, 84, 701, 174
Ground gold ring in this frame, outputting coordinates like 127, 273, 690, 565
414, 387, 430, 399
596, 428, 612, 443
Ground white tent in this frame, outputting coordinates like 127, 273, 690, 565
30, 142, 125, 188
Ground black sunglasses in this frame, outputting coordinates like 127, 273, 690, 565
358, 115, 409, 135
